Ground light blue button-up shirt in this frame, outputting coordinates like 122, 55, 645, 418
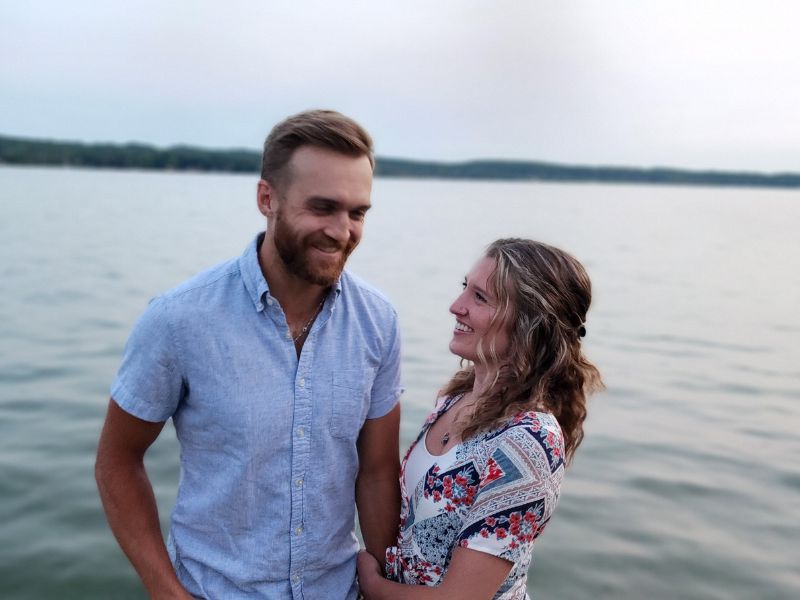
111, 233, 403, 599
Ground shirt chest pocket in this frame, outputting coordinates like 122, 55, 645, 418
330, 368, 376, 440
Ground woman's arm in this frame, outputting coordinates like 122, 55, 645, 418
357, 548, 512, 600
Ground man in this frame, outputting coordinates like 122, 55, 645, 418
95, 110, 403, 599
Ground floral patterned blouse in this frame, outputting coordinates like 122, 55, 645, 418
385, 395, 566, 599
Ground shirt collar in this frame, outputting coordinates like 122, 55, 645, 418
239, 232, 343, 312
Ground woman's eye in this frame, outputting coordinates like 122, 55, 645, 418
461, 280, 467, 290
475, 292, 486, 303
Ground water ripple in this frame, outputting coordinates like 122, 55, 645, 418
0, 364, 76, 383
625, 474, 725, 499
634, 332, 772, 353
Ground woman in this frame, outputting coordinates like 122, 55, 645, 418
357, 238, 603, 600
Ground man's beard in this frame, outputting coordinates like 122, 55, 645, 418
273, 209, 355, 286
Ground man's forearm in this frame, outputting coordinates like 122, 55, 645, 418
95, 457, 190, 599
356, 404, 401, 562
356, 472, 401, 562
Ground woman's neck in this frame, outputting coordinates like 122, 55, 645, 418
471, 363, 494, 397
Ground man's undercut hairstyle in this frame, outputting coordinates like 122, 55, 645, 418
260, 109, 374, 193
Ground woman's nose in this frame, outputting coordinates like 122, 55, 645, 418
450, 296, 467, 316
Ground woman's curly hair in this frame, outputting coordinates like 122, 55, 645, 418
441, 238, 604, 463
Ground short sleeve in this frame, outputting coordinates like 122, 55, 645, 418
365, 308, 404, 419
110, 296, 183, 422
455, 417, 565, 563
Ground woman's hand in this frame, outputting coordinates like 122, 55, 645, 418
357, 550, 383, 598
357, 547, 512, 599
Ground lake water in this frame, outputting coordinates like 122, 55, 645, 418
1, 165, 798, 599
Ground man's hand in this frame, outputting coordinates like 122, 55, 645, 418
357, 549, 383, 599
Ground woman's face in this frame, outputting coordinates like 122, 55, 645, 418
448, 256, 511, 364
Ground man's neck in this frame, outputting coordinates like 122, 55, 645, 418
258, 233, 329, 320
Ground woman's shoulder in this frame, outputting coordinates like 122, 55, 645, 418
492, 409, 562, 437
483, 410, 565, 469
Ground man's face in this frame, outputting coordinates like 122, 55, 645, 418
269, 146, 373, 286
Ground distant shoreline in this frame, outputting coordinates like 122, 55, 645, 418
2, 133, 799, 189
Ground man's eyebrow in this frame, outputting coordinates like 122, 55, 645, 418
306, 196, 339, 207
305, 197, 372, 213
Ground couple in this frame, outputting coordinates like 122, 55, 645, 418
95, 110, 602, 600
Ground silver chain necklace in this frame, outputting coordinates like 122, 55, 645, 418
292, 298, 325, 343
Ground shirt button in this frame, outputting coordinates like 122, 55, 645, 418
292, 573, 300, 583
297, 427, 305, 438
296, 478, 304, 487
299, 378, 305, 388
286, 330, 292, 339
267, 298, 274, 306
295, 526, 303, 535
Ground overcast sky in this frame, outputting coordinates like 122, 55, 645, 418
2, 1, 798, 171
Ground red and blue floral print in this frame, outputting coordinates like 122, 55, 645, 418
385, 396, 565, 599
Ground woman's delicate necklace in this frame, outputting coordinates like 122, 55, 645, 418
440, 393, 471, 447
292, 298, 325, 343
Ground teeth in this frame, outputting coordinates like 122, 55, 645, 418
455, 321, 473, 333
312, 246, 342, 256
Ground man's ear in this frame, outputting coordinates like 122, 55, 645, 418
257, 179, 278, 218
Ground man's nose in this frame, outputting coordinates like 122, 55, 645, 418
324, 213, 351, 245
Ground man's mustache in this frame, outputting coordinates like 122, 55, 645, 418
306, 234, 353, 254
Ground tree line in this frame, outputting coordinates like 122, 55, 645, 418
2, 134, 798, 188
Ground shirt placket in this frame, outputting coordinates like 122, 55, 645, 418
289, 323, 315, 599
